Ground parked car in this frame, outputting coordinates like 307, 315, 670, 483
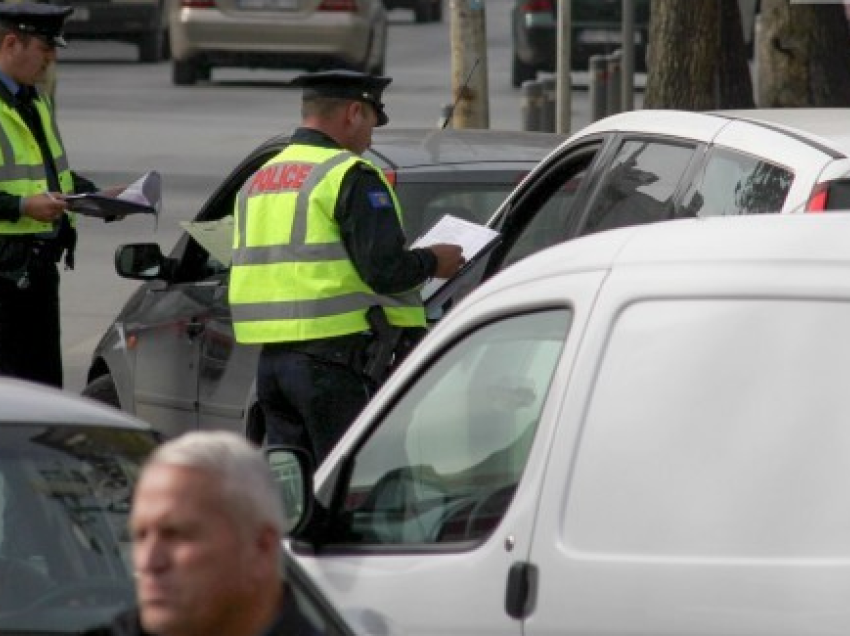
167, 0, 388, 86
82, 128, 563, 439
47, 0, 169, 63
272, 212, 850, 636
0, 378, 159, 635
382, 0, 442, 23
511, 0, 650, 87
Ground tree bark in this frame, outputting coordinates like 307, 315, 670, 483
645, 0, 754, 110
757, 0, 850, 106
644, 0, 720, 109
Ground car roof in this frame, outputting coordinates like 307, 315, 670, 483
253, 127, 563, 170
0, 377, 152, 429
483, 213, 850, 296
572, 108, 850, 157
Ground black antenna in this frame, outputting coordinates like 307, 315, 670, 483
441, 59, 480, 130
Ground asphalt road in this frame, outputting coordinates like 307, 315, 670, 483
52, 1, 640, 393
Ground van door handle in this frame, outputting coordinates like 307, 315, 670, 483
505, 561, 538, 619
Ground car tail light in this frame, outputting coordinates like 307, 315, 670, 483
519, 0, 553, 12
181, 0, 215, 6
318, 0, 358, 11
806, 184, 829, 212
383, 169, 397, 187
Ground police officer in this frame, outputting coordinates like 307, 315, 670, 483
0, 4, 116, 387
229, 70, 465, 467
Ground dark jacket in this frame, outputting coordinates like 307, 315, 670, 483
82, 583, 325, 636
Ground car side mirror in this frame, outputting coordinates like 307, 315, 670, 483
266, 446, 314, 537
114, 243, 168, 280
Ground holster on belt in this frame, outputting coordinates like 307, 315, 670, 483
363, 306, 404, 387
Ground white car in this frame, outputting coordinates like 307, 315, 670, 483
427, 107, 850, 309
273, 212, 850, 636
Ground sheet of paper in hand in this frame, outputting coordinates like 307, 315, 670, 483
65, 171, 162, 219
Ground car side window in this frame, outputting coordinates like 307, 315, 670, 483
395, 181, 531, 243
580, 139, 696, 236
335, 310, 571, 547
678, 147, 793, 217
497, 146, 601, 270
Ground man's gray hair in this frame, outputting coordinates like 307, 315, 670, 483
146, 431, 285, 535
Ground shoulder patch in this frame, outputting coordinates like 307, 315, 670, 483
367, 189, 394, 209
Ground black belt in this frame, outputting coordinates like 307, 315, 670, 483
264, 333, 373, 368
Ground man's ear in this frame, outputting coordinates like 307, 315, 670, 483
344, 100, 361, 125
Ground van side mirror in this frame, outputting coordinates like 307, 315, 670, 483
266, 447, 314, 536
115, 243, 168, 280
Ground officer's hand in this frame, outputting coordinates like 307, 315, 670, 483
23, 193, 66, 224
428, 243, 466, 279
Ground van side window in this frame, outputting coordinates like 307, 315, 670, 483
337, 310, 571, 547
567, 299, 850, 558
679, 147, 793, 217
581, 139, 696, 235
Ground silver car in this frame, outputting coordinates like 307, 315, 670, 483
168, 0, 387, 85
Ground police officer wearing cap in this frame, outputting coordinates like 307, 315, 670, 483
229, 70, 465, 467
0, 3, 116, 387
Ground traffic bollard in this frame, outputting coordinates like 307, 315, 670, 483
606, 50, 622, 116
520, 80, 544, 132
588, 55, 608, 122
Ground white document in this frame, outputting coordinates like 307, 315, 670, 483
411, 214, 500, 301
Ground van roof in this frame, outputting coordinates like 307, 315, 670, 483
488, 214, 850, 293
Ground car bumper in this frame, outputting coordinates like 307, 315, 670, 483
64, 3, 160, 38
170, 8, 373, 67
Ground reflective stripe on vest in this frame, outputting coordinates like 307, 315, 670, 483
230, 144, 425, 344
0, 98, 74, 237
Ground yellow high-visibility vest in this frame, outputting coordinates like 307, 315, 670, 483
230, 144, 425, 344
0, 96, 74, 237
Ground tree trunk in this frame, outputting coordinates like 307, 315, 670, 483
645, 0, 754, 110
644, 0, 720, 109
757, 0, 850, 106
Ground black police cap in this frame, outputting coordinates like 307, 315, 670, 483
0, 3, 73, 48
291, 70, 392, 127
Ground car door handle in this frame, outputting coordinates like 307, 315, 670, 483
185, 320, 205, 339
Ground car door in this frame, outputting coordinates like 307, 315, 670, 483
132, 149, 279, 436
295, 271, 606, 636
424, 139, 605, 316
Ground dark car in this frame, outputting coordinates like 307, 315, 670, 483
511, 0, 650, 87
0, 378, 160, 635
49, 0, 169, 63
81, 128, 563, 440
0, 376, 363, 636
383, 0, 442, 23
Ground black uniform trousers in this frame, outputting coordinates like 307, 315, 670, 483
257, 334, 374, 469
0, 256, 62, 388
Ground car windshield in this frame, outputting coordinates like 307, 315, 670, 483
0, 424, 158, 634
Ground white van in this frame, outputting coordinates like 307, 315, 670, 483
272, 213, 850, 636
